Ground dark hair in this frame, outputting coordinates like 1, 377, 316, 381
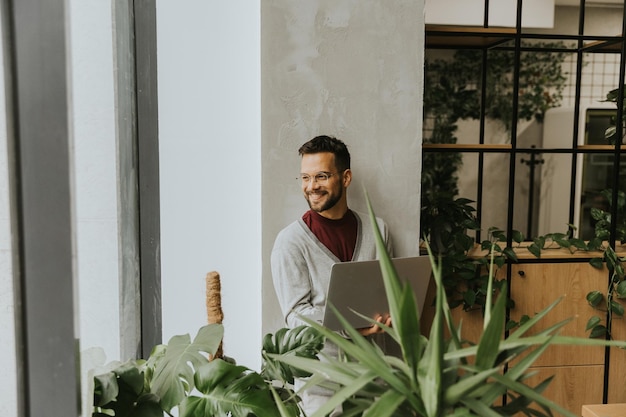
298, 135, 351, 171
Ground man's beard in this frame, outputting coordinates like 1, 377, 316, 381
306, 185, 343, 213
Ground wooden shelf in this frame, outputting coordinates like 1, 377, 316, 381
582, 38, 623, 52
466, 241, 626, 260
425, 25, 516, 49
426, 25, 625, 53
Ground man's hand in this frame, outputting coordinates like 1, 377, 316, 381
357, 314, 392, 336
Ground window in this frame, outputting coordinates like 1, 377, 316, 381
422, 2, 626, 246
421, 1, 626, 407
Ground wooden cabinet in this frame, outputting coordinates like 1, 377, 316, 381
420, 259, 624, 416
607, 295, 626, 403
510, 262, 608, 416
510, 262, 606, 368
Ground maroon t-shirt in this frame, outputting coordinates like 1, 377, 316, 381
302, 209, 358, 262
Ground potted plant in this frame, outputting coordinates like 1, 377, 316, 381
268, 196, 626, 417
91, 323, 324, 417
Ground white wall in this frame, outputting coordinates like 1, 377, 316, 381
157, 0, 263, 370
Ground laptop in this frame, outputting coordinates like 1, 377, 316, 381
322, 256, 433, 331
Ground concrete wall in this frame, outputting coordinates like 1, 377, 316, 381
261, 1, 425, 334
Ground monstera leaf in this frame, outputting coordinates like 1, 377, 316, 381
261, 325, 324, 383
150, 323, 224, 411
93, 361, 162, 417
179, 359, 285, 417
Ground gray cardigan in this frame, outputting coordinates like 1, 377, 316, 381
270, 210, 393, 328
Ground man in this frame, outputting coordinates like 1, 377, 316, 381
271, 135, 393, 415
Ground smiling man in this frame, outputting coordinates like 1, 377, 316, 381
270, 135, 393, 416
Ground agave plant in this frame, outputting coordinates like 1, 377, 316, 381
268, 194, 626, 417
92, 323, 323, 417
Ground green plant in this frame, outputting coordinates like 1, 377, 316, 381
420, 193, 622, 340
420, 196, 480, 258
574, 85, 626, 337
420, 196, 521, 313
583, 189, 626, 339
516, 219, 623, 339
92, 324, 324, 417
269, 196, 626, 417
490, 186, 626, 340
601, 85, 626, 143
420, 196, 483, 312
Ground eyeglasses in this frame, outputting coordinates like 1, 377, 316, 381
298, 172, 337, 184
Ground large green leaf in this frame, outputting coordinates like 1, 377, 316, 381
150, 324, 224, 411
443, 367, 502, 405
261, 325, 324, 383
270, 385, 302, 417
478, 334, 556, 408
361, 389, 407, 417
309, 370, 380, 417
270, 353, 375, 391
180, 359, 282, 417
491, 373, 579, 417
298, 312, 415, 400
475, 282, 507, 369
507, 296, 564, 341
418, 246, 444, 417
306, 306, 414, 397
97, 377, 161, 417
364, 194, 404, 329
270, 326, 422, 414
461, 397, 507, 417
395, 282, 424, 373
93, 371, 119, 407
93, 360, 162, 417
498, 376, 554, 417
